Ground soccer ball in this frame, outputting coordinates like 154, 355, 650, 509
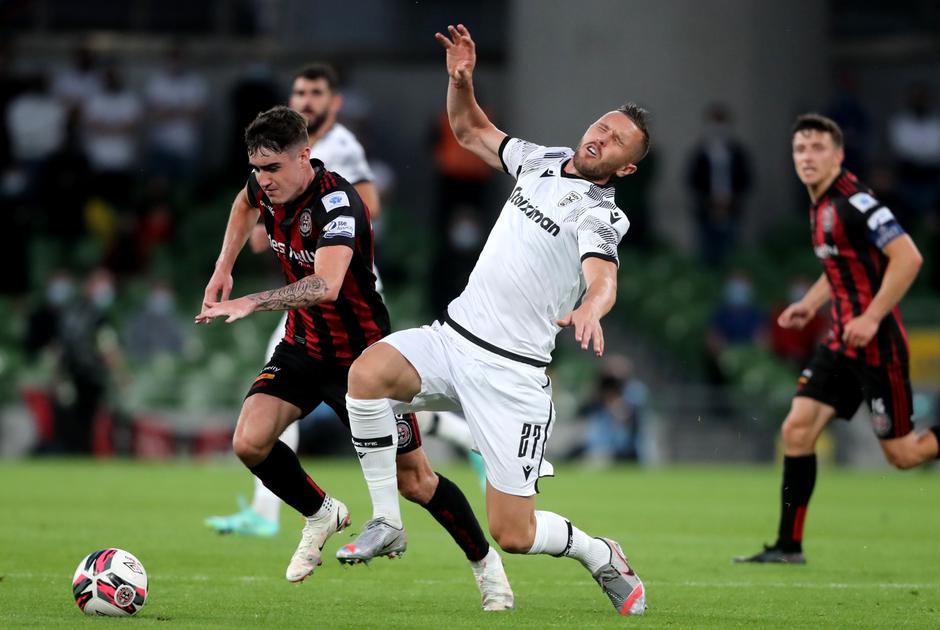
72, 548, 148, 616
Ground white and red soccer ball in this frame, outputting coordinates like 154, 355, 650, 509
72, 548, 148, 616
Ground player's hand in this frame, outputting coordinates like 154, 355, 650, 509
199, 269, 233, 324
195, 296, 256, 325
435, 24, 476, 87
842, 313, 879, 348
777, 301, 815, 330
557, 305, 605, 357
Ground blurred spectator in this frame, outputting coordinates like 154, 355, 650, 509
5, 74, 67, 193
51, 43, 102, 116
42, 268, 124, 454
686, 103, 753, 268
37, 116, 92, 245
123, 282, 186, 363
81, 67, 142, 209
769, 275, 828, 370
24, 270, 75, 359
144, 45, 208, 185
0, 42, 29, 172
824, 72, 872, 177
570, 355, 648, 464
887, 83, 940, 221
705, 270, 765, 384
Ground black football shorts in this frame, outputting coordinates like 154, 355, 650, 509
796, 345, 913, 440
246, 341, 422, 453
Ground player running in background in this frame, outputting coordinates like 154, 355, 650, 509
205, 64, 487, 537
736, 114, 940, 564
197, 107, 514, 610
337, 25, 647, 615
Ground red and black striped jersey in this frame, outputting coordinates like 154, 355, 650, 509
809, 169, 908, 367
246, 159, 390, 366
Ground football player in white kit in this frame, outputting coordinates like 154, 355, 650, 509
205, 64, 383, 537
338, 25, 649, 615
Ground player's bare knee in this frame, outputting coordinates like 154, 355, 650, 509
347, 355, 387, 399
488, 521, 533, 554
232, 433, 268, 466
885, 449, 918, 470
781, 415, 813, 450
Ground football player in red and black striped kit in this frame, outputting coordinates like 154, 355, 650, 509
737, 114, 940, 564
196, 107, 514, 609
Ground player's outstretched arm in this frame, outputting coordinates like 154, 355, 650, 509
195, 245, 353, 324
435, 24, 506, 170
842, 234, 922, 347
557, 257, 618, 356
200, 188, 260, 320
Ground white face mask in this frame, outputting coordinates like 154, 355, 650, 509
147, 290, 174, 314
47, 278, 74, 306
449, 219, 482, 252
92, 285, 115, 310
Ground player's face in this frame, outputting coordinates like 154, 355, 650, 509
572, 112, 641, 183
289, 77, 338, 135
792, 130, 844, 187
249, 144, 311, 204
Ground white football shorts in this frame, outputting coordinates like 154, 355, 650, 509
384, 321, 555, 496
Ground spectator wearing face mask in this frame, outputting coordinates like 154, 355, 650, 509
704, 270, 766, 385
123, 282, 186, 363
686, 103, 753, 268
25, 270, 75, 360
49, 268, 124, 454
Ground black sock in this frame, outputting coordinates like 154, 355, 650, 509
248, 440, 325, 517
775, 454, 817, 552
930, 427, 940, 459
421, 473, 489, 562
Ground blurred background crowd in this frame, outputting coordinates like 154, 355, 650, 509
1, 0, 938, 466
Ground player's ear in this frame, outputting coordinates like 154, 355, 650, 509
299, 144, 311, 162
330, 94, 344, 115
615, 163, 637, 178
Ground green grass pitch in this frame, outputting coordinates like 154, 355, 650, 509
1, 459, 938, 628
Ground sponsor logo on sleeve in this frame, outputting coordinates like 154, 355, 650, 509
322, 191, 350, 212
848, 192, 878, 212
322, 216, 356, 239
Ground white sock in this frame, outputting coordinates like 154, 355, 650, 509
527, 510, 610, 573
250, 424, 300, 522
470, 546, 500, 575
346, 395, 401, 527
434, 411, 475, 451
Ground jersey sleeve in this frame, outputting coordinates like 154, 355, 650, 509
498, 137, 546, 178
577, 205, 630, 267
316, 182, 368, 251
330, 140, 374, 185
844, 190, 906, 251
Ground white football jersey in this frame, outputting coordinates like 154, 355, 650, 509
311, 123, 374, 184
446, 138, 629, 365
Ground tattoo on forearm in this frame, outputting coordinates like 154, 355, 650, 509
247, 275, 328, 311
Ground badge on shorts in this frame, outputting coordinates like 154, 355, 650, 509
870, 397, 891, 438
299, 208, 312, 237
396, 415, 413, 449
